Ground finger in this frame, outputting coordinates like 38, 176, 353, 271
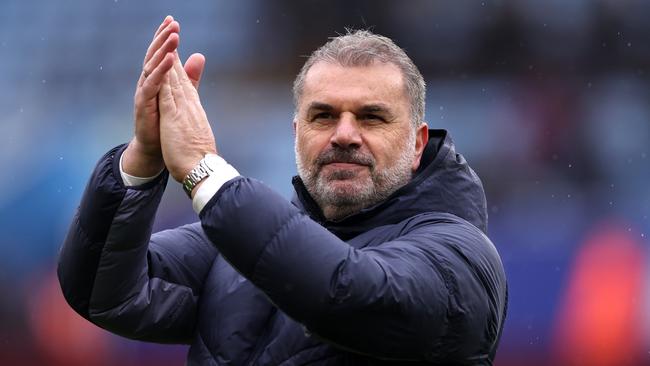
184, 53, 206, 90
138, 21, 179, 87
152, 15, 173, 40
169, 55, 186, 102
173, 53, 197, 99
143, 20, 180, 66
141, 33, 179, 86
144, 20, 179, 66
141, 52, 175, 98
158, 70, 176, 115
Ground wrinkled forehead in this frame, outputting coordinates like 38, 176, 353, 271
299, 61, 409, 111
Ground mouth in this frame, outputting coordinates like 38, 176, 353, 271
319, 161, 370, 181
320, 161, 371, 173
323, 162, 368, 169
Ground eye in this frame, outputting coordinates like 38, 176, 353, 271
312, 112, 334, 121
361, 114, 384, 122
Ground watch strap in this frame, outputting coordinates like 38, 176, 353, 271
182, 155, 217, 197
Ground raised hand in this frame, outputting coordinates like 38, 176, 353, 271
158, 52, 217, 184
122, 16, 206, 178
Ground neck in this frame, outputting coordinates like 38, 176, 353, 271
321, 203, 366, 222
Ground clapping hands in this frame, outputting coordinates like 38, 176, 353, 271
158, 46, 217, 184
123, 15, 217, 186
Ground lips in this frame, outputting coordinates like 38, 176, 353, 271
320, 161, 371, 177
323, 161, 369, 168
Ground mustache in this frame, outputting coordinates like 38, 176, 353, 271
315, 147, 375, 167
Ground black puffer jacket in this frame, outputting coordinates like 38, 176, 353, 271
58, 129, 507, 365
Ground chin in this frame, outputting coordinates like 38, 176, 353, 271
319, 179, 375, 205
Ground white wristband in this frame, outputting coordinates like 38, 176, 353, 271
191, 155, 240, 214
119, 152, 163, 187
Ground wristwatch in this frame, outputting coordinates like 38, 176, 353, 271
182, 154, 219, 198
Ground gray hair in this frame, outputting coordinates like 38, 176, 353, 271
292, 29, 426, 129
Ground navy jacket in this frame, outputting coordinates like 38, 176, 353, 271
58, 129, 507, 365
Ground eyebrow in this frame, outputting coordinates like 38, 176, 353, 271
306, 102, 393, 114
306, 102, 334, 112
358, 104, 392, 114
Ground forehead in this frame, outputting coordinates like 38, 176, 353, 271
300, 61, 408, 110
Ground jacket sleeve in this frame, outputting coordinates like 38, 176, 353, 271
57, 145, 219, 344
200, 177, 507, 362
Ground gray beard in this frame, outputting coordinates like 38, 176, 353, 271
295, 134, 416, 221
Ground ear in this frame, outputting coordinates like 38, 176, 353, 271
292, 118, 297, 137
411, 123, 429, 172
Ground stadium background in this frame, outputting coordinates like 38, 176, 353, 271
0, 1, 649, 365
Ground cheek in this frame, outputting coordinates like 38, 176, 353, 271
366, 131, 410, 166
374, 148, 395, 168
364, 136, 395, 164
297, 128, 329, 160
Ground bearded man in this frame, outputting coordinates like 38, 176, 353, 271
58, 16, 507, 365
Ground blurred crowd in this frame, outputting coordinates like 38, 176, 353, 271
0, 1, 649, 365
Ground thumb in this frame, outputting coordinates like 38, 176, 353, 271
184, 53, 206, 90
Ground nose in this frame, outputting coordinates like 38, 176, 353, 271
330, 112, 362, 149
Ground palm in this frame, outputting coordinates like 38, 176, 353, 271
123, 16, 205, 177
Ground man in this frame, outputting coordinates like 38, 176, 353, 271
58, 16, 507, 365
